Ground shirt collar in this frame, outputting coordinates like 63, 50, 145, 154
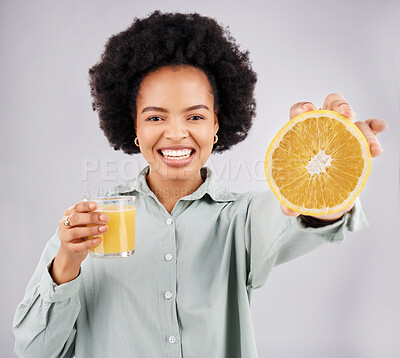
114, 165, 237, 202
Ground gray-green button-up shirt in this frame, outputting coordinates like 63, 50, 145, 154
13, 165, 370, 358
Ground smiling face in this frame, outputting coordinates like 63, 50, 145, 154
134, 65, 219, 183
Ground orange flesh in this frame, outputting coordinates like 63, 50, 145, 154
271, 116, 364, 209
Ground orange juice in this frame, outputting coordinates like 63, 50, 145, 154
89, 205, 136, 257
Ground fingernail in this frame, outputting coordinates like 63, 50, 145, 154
89, 203, 96, 210
99, 225, 108, 232
99, 214, 109, 222
93, 238, 101, 244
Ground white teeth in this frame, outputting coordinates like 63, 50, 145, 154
160, 149, 193, 160
163, 154, 191, 160
160, 149, 193, 159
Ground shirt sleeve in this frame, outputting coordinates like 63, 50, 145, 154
244, 190, 370, 291
13, 226, 82, 358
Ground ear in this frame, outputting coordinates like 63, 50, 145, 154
214, 111, 219, 133
133, 115, 137, 133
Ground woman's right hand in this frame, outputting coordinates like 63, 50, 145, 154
50, 200, 109, 285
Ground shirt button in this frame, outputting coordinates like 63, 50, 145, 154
166, 218, 173, 225
168, 335, 176, 344
164, 253, 173, 261
165, 291, 173, 300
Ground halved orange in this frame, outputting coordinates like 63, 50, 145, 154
264, 110, 371, 216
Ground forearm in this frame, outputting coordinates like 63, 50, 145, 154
299, 214, 343, 227
13, 259, 81, 358
51, 252, 81, 285
13, 228, 82, 358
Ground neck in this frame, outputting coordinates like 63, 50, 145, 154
146, 168, 205, 213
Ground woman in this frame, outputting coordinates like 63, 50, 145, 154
13, 10, 387, 358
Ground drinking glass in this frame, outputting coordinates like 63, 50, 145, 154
86, 196, 136, 259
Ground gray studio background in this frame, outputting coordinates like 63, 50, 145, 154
1, 0, 399, 357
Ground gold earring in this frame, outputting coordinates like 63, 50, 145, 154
213, 134, 218, 144
134, 137, 139, 147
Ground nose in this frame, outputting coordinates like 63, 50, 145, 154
164, 118, 189, 141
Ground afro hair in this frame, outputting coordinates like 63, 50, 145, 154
88, 10, 257, 154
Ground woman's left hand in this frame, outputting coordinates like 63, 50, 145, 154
281, 93, 389, 222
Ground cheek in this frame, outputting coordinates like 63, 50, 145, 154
138, 127, 158, 143
194, 128, 215, 152
195, 125, 214, 141
136, 128, 160, 155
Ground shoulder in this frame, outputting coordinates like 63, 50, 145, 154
107, 181, 138, 196
226, 189, 277, 207
226, 189, 288, 230
210, 189, 280, 220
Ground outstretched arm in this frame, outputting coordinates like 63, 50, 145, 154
281, 93, 388, 223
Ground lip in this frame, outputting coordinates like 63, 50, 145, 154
157, 147, 196, 168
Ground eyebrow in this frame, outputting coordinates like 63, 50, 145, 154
141, 104, 210, 114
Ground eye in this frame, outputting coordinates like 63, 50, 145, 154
147, 116, 163, 122
189, 115, 204, 120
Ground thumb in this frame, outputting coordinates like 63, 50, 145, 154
280, 203, 301, 217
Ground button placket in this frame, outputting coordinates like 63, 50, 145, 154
164, 219, 174, 299
162, 214, 180, 352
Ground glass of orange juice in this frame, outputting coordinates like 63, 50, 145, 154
86, 196, 136, 259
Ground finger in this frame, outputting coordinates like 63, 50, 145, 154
66, 212, 110, 228
354, 121, 383, 157
67, 237, 102, 254
321, 93, 356, 120
280, 203, 301, 217
289, 102, 318, 120
365, 118, 389, 135
64, 224, 109, 243
64, 201, 97, 216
